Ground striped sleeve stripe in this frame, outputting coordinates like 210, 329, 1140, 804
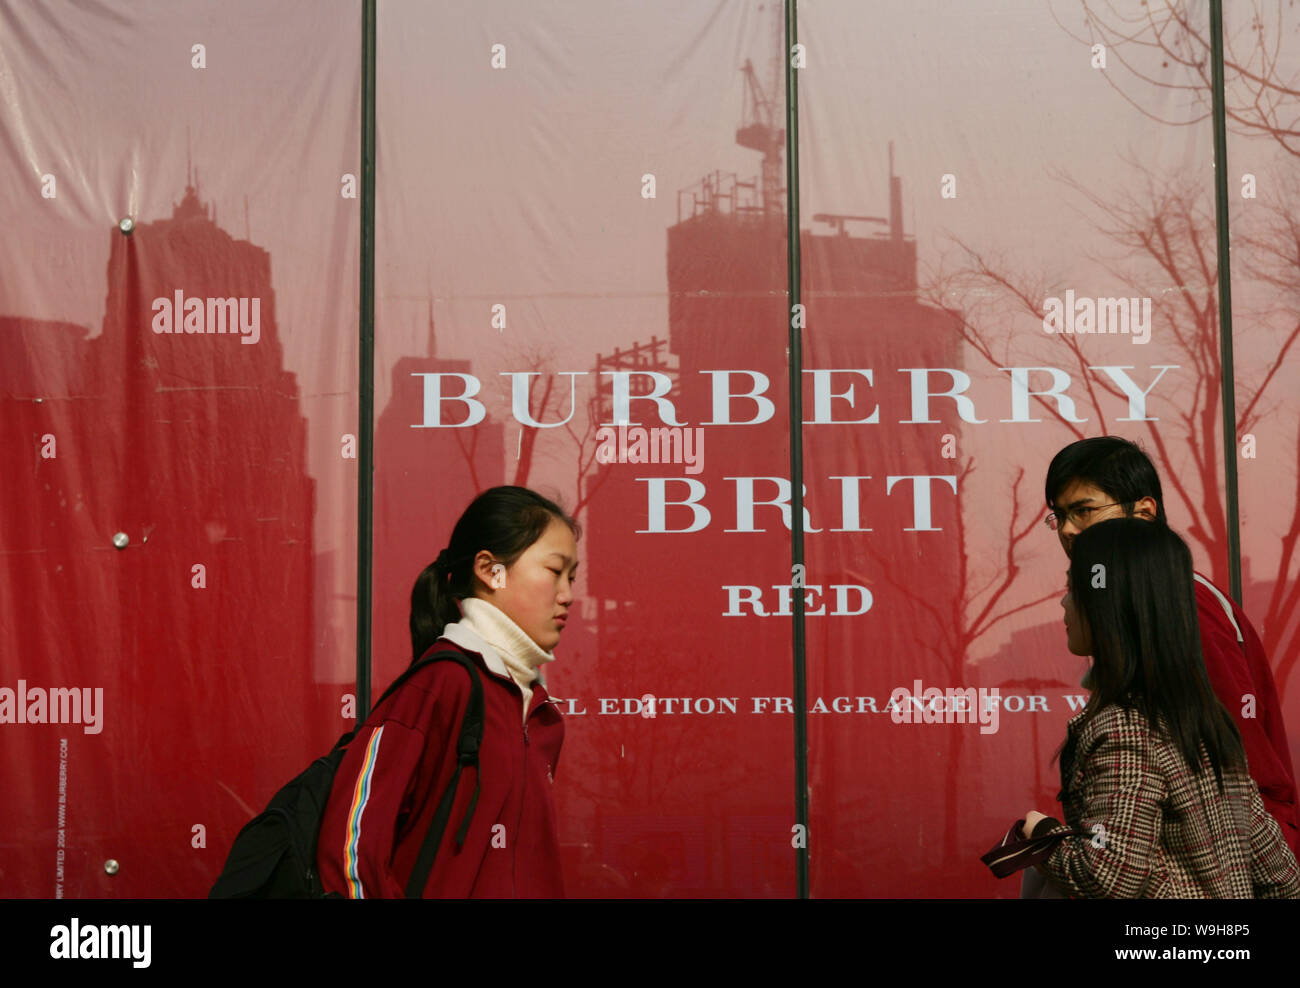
1194, 573, 1243, 643
343, 725, 385, 899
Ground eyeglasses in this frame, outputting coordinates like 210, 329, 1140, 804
1044, 503, 1124, 532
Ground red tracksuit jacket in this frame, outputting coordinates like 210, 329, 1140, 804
1194, 573, 1300, 855
316, 638, 565, 898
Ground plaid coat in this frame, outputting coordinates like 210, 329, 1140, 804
1032, 704, 1300, 898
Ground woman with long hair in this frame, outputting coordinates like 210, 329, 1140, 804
1008, 517, 1298, 897
316, 485, 579, 897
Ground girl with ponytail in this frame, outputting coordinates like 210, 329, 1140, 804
317, 486, 579, 898
408, 486, 578, 665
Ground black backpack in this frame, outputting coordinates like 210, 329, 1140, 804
208, 647, 484, 898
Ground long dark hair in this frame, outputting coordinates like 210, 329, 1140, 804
1067, 518, 1243, 789
409, 486, 579, 662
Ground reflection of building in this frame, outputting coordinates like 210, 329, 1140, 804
313, 549, 353, 683
586, 152, 966, 666
584, 335, 677, 648
370, 301, 505, 688
578, 146, 973, 896
90, 174, 317, 666
0, 175, 323, 897
0, 318, 90, 396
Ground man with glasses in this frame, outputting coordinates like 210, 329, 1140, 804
1042, 436, 1299, 855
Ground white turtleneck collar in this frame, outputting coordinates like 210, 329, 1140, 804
440, 598, 555, 722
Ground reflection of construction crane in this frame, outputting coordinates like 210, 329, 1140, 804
735, 4, 785, 217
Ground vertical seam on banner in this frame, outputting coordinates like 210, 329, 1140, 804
785, 0, 810, 900
358, 0, 377, 719
1208, 0, 1242, 603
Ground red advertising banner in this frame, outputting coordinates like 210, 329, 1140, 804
1, 0, 1297, 900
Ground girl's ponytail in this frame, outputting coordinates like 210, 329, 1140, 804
409, 548, 465, 662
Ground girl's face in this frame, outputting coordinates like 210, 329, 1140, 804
1060, 581, 1092, 656
477, 517, 578, 651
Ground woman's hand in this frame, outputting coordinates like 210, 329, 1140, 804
1022, 810, 1049, 838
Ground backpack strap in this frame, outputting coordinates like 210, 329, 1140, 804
316, 654, 457, 766
402, 648, 485, 898
371, 646, 468, 711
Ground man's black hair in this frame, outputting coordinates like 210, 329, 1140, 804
1044, 436, 1168, 525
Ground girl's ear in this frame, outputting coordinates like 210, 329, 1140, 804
472, 550, 500, 592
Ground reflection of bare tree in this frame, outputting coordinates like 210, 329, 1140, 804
926, 160, 1300, 695
1237, 170, 1300, 692
1052, 1, 1300, 697
565, 393, 613, 521
452, 428, 484, 492
505, 346, 611, 522
1058, 0, 1300, 158
849, 459, 1059, 863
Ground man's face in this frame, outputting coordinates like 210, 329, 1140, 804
1049, 480, 1133, 558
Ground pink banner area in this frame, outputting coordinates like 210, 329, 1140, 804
1, 0, 1297, 898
